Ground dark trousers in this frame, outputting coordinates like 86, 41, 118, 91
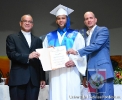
9, 80, 40, 100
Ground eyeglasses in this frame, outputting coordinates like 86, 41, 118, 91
21, 20, 33, 24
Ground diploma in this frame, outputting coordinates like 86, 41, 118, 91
36, 46, 69, 71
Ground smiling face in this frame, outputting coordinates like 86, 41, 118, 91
84, 12, 97, 30
19, 15, 33, 32
56, 15, 67, 29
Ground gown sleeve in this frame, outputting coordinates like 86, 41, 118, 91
69, 32, 87, 76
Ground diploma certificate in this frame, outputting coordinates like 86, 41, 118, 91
36, 46, 69, 71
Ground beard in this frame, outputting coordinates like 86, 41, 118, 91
57, 24, 66, 29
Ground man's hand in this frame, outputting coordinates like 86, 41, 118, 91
29, 51, 40, 59
67, 49, 78, 55
65, 60, 75, 68
82, 77, 88, 88
40, 81, 46, 89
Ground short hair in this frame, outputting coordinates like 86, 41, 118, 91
20, 14, 33, 22
84, 11, 96, 18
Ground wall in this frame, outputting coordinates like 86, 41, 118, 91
0, 0, 122, 56
109, 27, 122, 55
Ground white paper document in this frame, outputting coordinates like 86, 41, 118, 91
36, 46, 69, 71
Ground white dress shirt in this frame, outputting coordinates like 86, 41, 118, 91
86, 25, 97, 46
21, 30, 31, 47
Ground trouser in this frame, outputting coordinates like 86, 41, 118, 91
9, 79, 40, 100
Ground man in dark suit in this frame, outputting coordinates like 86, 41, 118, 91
67, 12, 114, 100
6, 14, 45, 100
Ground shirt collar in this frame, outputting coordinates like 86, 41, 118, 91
86, 25, 97, 36
21, 30, 31, 36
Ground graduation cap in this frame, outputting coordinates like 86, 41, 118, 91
50, 4, 74, 29
50, 4, 74, 17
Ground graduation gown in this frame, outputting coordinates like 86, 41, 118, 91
43, 29, 87, 100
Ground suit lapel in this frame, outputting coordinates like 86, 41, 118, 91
90, 26, 98, 44
30, 34, 36, 49
18, 31, 30, 48
19, 31, 36, 50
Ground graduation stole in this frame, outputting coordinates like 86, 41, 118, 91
47, 29, 78, 50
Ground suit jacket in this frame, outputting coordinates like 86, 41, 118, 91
78, 26, 114, 79
6, 31, 45, 86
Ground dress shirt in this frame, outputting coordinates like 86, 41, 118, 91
86, 25, 97, 46
21, 30, 31, 47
